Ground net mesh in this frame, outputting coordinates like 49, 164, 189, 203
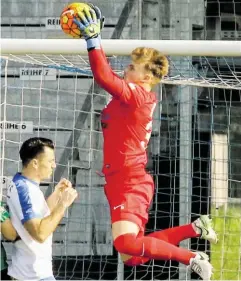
2, 54, 241, 89
1, 55, 241, 280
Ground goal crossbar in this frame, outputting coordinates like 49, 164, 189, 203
1, 39, 241, 56
1, 39, 241, 90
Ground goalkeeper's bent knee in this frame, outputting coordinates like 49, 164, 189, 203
113, 233, 144, 257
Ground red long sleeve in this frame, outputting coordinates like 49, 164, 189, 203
88, 48, 153, 107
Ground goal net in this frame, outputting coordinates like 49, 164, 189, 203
1, 38, 241, 281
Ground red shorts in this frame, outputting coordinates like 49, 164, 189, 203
104, 172, 154, 231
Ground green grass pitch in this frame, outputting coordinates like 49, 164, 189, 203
211, 205, 241, 280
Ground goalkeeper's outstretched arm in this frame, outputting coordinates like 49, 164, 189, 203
74, 6, 168, 106
88, 48, 135, 101
73, 5, 137, 103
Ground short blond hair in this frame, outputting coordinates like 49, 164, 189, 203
131, 47, 169, 86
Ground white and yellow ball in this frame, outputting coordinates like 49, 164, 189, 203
60, 2, 91, 38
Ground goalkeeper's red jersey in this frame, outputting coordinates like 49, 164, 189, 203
89, 48, 157, 176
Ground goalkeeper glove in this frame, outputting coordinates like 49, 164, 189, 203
87, 3, 105, 30
73, 5, 104, 50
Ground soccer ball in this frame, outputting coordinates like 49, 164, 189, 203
60, 2, 91, 38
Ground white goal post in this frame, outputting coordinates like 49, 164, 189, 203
1, 39, 241, 90
1, 38, 241, 56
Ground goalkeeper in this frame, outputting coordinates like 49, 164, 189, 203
73, 5, 217, 280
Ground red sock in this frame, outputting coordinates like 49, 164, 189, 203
124, 223, 198, 266
150, 223, 199, 245
114, 233, 195, 266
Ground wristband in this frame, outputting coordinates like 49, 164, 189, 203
86, 35, 101, 51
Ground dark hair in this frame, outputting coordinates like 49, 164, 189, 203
19, 137, 54, 167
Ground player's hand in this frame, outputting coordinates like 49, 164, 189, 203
73, 5, 103, 40
59, 188, 78, 208
87, 4, 105, 30
0, 202, 10, 223
55, 178, 72, 193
